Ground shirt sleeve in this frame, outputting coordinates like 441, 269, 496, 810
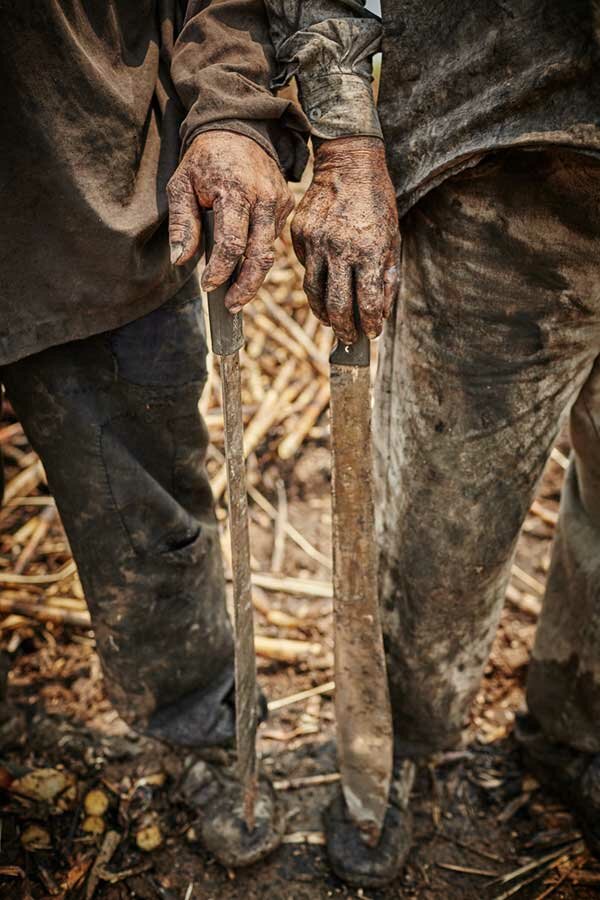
264, 1, 384, 140
170, 0, 310, 180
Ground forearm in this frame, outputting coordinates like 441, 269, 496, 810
264, 1, 383, 140
263, 5, 398, 346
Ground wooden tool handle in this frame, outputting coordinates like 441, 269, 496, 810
202, 210, 244, 357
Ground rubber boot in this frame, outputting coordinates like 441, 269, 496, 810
181, 756, 285, 867
516, 712, 600, 855
324, 759, 415, 888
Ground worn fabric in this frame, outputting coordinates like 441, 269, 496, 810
527, 361, 600, 754
265, 0, 383, 139
0, 1, 308, 366
373, 148, 600, 756
1, 278, 237, 748
379, 1, 600, 216
267, 2, 600, 215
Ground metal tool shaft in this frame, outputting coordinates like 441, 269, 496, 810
330, 332, 394, 845
221, 352, 258, 830
203, 212, 258, 831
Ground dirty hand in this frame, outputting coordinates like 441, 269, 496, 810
167, 131, 294, 312
292, 137, 400, 344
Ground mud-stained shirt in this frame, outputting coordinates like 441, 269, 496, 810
266, 1, 600, 214
0, 1, 309, 365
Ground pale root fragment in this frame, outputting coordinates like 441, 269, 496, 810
82, 815, 106, 836
136, 824, 163, 852
12, 768, 77, 811
84, 789, 109, 817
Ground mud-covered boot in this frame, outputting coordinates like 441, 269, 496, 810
324, 759, 415, 888
515, 713, 600, 855
181, 754, 285, 867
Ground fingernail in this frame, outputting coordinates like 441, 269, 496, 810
170, 243, 184, 265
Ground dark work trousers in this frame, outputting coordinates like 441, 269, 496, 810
1, 275, 237, 748
374, 148, 600, 757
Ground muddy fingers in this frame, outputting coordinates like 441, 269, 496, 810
291, 136, 400, 345
167, 131, 293, 307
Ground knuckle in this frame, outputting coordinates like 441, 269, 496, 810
303, 272, 320, 296
250, 253, 275, 270
327, 236, 348, 258
231, 284, 257, 305
167, 179, 196, 210
253, 203, 277, 224
166, 175, 185, 200
216, 236, 246, 260
228, 287, 248, 304
260, 194, 278, 209
168, 222, 195, 246
168, 214, 194, 229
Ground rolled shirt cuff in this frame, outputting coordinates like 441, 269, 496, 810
296, 73, 383, 141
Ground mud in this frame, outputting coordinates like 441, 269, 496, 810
291, 136, 400, 344
3, 431, 600, 897
168, 131, 294, 311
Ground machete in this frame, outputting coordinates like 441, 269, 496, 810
203, 211, 258, 831
329, 320, 394, 846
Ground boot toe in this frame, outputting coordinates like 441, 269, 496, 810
324, 787, 413, 888
183, 762, 284, 868
516, 713, 600, 859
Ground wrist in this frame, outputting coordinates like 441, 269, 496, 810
313, 136, 386, 172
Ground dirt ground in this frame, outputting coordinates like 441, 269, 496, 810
1, 410, 600, 899
0, 189, 597, 897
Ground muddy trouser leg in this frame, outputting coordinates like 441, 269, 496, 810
527, 355, 600, 753
1, 279, 236, 748
373, 149, 600, 757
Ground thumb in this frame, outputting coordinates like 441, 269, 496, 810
167, 174, 202, 266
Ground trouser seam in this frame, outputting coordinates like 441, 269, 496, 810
97, 420, 139, 559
